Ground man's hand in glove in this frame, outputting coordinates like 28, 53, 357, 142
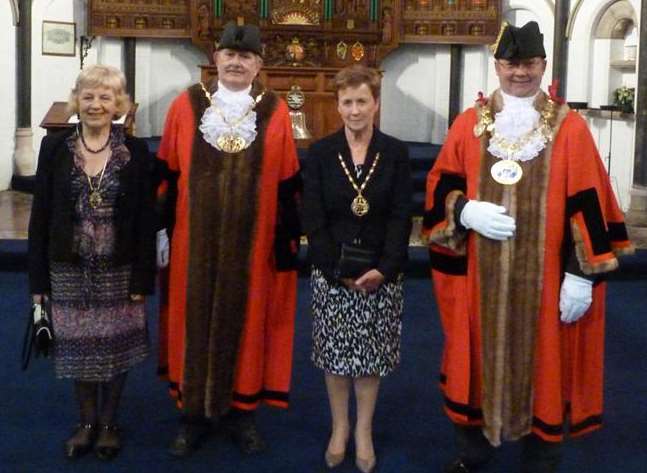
460, 200, 516, 240
156, 229, 170, 268
559, 272, 593, 323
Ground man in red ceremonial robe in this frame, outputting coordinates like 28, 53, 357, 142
423, 21, 633, 473
156, 22, 301, 457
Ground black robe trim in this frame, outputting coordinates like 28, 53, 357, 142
232, 389, 290, 405
423, 172, 467, 229
566, 188, 612, 255
429, 248, 468, 275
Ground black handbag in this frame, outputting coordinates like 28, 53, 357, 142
336, 242, 378, 279
21, 300, 54, 371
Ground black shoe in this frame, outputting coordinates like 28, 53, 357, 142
94, 424, 121, 461
64, 423, 96, 460
444, 459, 472, 473
225, 415, 267, 455
168, 421, 210, 457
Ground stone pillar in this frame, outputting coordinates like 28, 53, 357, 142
552, 0, 570, 97
632, 0, 647, 189
13, 0, 34, 177
448, 44, 463, 127
625, 0, 647, 245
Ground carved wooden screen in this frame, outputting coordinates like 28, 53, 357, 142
191, 0, 387, 67
88, 1, 503, 61
400, 0, 501, 44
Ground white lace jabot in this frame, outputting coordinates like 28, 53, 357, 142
488, 90, 547, 162
199, 82, 258, 151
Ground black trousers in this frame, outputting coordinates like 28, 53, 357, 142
454, 425, 563, 473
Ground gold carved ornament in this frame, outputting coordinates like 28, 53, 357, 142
337, 152, 381, 217
199, 82, 266, 154
488, 20, 509, 55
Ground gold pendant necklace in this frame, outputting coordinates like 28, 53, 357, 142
85, 154, 109, 209
337, 152, 381, 217
200, 82, 265, 154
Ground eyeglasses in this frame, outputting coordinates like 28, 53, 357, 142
496, 58, 545, 72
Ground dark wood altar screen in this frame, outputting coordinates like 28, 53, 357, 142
88, 0, 501, 141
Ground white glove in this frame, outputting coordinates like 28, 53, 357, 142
459, 200, 516, 240
559, 272, 593, 324
156, 229, 170, 268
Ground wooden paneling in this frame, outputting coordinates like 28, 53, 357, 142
400, 0, 501, 44
87, 0, 192, 38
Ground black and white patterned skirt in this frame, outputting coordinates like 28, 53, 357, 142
310, 267, 404, 377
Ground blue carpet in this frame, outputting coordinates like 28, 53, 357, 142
1, 271, 646, 472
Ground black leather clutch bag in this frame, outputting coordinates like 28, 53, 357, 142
336, 243, 378, 279
21, 301, 54, 371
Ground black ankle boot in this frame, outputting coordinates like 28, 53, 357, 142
223, 409, 267, 455
168, 417, 211, 457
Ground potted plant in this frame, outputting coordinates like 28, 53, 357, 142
613, 86, 635, 113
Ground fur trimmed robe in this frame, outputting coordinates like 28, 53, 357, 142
157, 80, 301, 418
423, 90, 633, 446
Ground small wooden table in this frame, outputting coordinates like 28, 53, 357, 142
39, 102, 138, 135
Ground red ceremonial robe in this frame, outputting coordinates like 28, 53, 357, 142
157, 81, 300, 418
423, 90, 633, 445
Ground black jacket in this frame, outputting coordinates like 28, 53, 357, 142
28, 128, 157, 295
302, 128, 412, 282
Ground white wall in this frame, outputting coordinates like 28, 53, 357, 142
0, 1, 17, 190
134, 39, 206, 138
380, 44, 450, 144
567, 0, 641, 210
30, 0, 85, 156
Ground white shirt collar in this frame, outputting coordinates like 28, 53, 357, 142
215, 81, 252, 104
500, 90, 539, 110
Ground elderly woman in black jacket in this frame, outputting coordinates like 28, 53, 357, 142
302, 65, 412, 473
28, 65, 156, 461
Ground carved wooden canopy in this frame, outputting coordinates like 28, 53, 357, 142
88, 0, 502, 66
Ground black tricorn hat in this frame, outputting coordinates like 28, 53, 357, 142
216, 22, 262, 56
492, 21, 546, 60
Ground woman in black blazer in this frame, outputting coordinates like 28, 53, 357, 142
28, 65, 156, 461
302, 65, 412, 473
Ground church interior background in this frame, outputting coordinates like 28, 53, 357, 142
1, 2, 646, 472
1, 0, 646, 244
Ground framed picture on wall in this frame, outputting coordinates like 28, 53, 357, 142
42, 21, 76, 56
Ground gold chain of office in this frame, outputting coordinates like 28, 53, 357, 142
337, 152, 381, 217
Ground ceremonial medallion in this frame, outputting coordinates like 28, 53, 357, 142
89, 191, 103, 209
216, 133, 248, 154
491, 160, 523, 185
351, 195, 369, 217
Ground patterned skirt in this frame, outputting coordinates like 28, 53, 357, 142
310, 267, 404, 377
50, 261, 149, 382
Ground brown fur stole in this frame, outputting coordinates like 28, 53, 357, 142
476, 90, 569, 446
182, 80, 278, 418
